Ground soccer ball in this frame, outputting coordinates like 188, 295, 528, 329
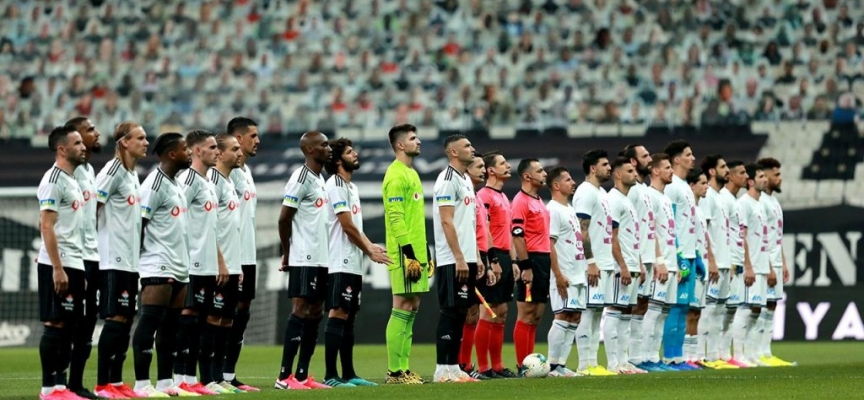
522, 353, 551, 378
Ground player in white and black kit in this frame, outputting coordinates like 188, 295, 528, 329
224, 117, 260, 391
755, 157, 794, 367
172, 130, 234, 396
685, 168, 710, 365
276, 131, 333, 390
63, 117, 102, 400
572, 149, 616, 376
731, 164, 771, 367
92, 122, 148, 399
131, 133, 192, 397
36, 126, 87, 400
718, 161, 749, 367
544, 167, 584, 378
620, 145, 657, 370
605, 158, 645, 374
432, 135, 483, 383
322, 138, 392, 388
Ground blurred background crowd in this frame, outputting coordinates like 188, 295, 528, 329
1, 0, 863, 139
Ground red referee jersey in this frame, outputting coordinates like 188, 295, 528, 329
511, 190, 551, 253
476, 198, 489, 252
477, 187, 512, 251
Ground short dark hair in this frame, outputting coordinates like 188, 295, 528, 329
686, 167, 705, 184
443, 134, 467, 148
517, 158, 539, 177
756, 157, 782, 170
649, 153, 669, 168
215, 133, 235, 151
663, 140, 690, 160
620, 144, 641, 160
113, 121, 141, 142
744, 163, 764, 181
48, 126, 78, 152
325, 138, 354, 175
152, 132, 184, 156
546, 166, 569, 190
718, 78, 732, 94
388, 124, 416, 150
611, 156, 631, 171
226, 117, 258, 135
726, 160, 745, 170
700, 154, 723, 177
482, 150, 503, 172
582, 148, 608, 174
185, 129, 215, 148
63, 116, 88, 131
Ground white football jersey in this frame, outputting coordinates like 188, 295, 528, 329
573, 182, 614, 271
547, 200, 587, 284
609, 187, 641, 272
230, 166, 257, 265
701, 186, 731, 269
719, 187, 745, 266
326, 174, 364, 275
629, 183, 656, 263
738, 194, 770, 274
648, 185, 678, 271
140, 169, 190, 281
665, 175, 698, 258
73, 163, 99, 262
433, 167, 478, 265
37, 165, 85, 270
95, 158, 141, 272
210, 168, 242, 274
178, 169, 219, 276
282, 165, 329, 267
696, 206, 708, 281
760, 192, 784, 269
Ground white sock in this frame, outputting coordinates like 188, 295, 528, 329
547, 320, 569, 365
560, 322, 578, 367
156, 379, 173, 390
684, 335, 698, 361
134, 381, 151, 391
617, 314, 632, 367
628, 314, 644, 364
720, 307, 736, 360
223, 373, 235, 382
603, 309, 622, 369
761, 309, 775, 358
731, 307, 752, 360
654, 309, 670, 363
704, 303, 720, 361
185, 375, 198, 384
745, 312, 761, 361
111, 383, 124, 387
641, 303, 663, 363
173, 374, 184, 386
697, 306, 711, 360
53, 385, 66, 391
575, 310, 593, 370
589, 308, 603, 366
42, 387, 56, 395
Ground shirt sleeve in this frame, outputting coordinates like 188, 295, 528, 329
700, 194, 715, 221
737, 200, 749, 229
435, 177, 458, 208
573, 188, 594, 219
511, 196, 527, 237
37, 181, 61, 212
95, 169, 118, 205
140, 183, 160, 220
328, 183, 350, 215
548, 206, 562, 240
383, 173, 410, 246
282, 173, 307, 209
610, 196, 621, 229
180, 173, 199, 208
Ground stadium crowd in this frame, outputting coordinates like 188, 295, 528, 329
1, 0, 864, 139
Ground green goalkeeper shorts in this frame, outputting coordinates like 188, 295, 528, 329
389, 261, 430, 295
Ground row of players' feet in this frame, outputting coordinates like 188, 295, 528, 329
41, 380, 261, 400
635, 355, 795, 373
274, 375, 379, 390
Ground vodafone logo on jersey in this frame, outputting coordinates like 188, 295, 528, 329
352, 204, 360, 214
315, 198, 325, 208
171, 206, 187, 217
204, 201, 213, 211
71, 200, 80, 211
243, 190, 256, 201
82, 190, 92, 201
228, 200, 238, 210
413, 192, 420, 201
126, 195, 138, 206
463, 196, 472, 205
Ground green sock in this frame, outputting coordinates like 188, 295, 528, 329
386, 309, 411, 372
400, 311, 418, 371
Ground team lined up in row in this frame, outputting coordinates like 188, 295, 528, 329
36, 117, 263, 399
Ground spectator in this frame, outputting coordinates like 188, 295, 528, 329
754, 96, 781, 122
832, 93, 859, 124
763, 41, 783, 66
777, 61, 797, 84
807, 96, 832, 120
782, 95, 805, 121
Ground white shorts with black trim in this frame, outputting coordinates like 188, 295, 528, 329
638, 263, 654, 298
743, 273, 768, 307
611, 271, 640, 307
690, 278, 707, 309
727, 266, 744, 308
649, 270, 678, 305
587, 270, 614, 308
707, 268, 732, 303
550, 283, 587, 314
766, 267, 784, 301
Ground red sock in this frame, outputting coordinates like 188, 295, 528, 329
475, 320, 492, 372
459, 323, 476, 367
490, 322, 505, 371
527, 323, 537, 355
514, 320, 533, 367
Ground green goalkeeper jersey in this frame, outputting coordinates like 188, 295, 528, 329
382, 159, 428, 268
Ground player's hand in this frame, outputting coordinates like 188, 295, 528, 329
512, 263, 520, 281
486, 269, 497, 286
280, 254, 289, 272
239, 273, 244, 284
708, 259, 720, 284
455, 259, 470, 283
369, 245, 393, 265
476, 259, 486, 280
587, 263, 600, 287
53, 267, 68, 296
217, 263, 229, 287
520, 268, 533, 285
555, 273, 569, 299
404, 256, 423, 282
491, 261, 502, 283
620, 269, 632, 286
767, 268, 777, 287
744, 267, 755, 287
782, 264, 790, 284
655, 263, 669, 283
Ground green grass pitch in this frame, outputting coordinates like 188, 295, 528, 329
3, 342, 864, 399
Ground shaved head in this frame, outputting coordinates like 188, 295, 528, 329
300, 131, 327, 155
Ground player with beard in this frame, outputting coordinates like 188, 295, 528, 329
63, 118, 102, 399
224, 117, 260, 391
37, 126, 88, 400
276, 132, 334, 390
697, 155, 738, 369
474, 152, 519, 379
458, 155, 499, 380
572, 149, 616, 376
718, 161, 749, 367
132, 133, 193, 397
756, 158, 794, 367
621, 145, 656, 371
321, 138, 391, 387
92, 123, 149, 399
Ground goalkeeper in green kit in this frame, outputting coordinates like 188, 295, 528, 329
381, 124, 432, 384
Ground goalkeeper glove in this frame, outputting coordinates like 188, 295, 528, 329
427, 248, 435, 277
402, 245, 422, 282
694, 251, 706, 280
677, 251, 690, 280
